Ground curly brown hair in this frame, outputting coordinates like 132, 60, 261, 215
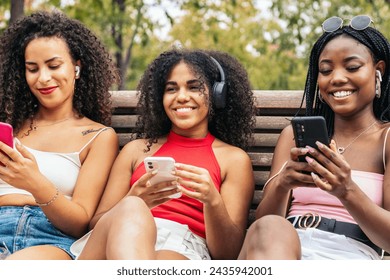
0, 10, 120, 133
135, 48, 256, 151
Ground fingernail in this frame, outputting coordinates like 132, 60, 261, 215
311, 172, 318, 180
305, 146, 315, 153
305, 156, 314, 163
301, 148, 309, 154
316, 141, 324, 148
151, 169, 158, 175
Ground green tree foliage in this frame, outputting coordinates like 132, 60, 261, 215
270, 0, 390, 56
64, 0, 161, 89
0, 0, 10, 32
168, 0, 306, 89
1, 0, 390, 90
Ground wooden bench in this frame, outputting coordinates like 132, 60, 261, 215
110, 89, 304, 225
111, 90, 390, 258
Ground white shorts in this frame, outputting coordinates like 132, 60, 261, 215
70, 217, 210, 260
154, 218, 210, 260
296, 228, 382, 260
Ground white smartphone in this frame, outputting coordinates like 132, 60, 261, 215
144, 156, 182, 199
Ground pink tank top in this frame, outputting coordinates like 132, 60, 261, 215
289, 127, 389, 224
130, 131, 222, 238
289, 170, 383, 223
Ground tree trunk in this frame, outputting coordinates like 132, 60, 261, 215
111, 0, 144, 90
10, 0, 24, 24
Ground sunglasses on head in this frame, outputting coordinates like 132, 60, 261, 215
322, 15, 374, 33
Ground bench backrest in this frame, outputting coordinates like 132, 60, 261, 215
110, 90, 305, 225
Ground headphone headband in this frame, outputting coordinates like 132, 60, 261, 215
209, 56, 227, 109
210, 56, 225, 82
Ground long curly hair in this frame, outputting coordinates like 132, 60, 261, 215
0, 10, 120, 133
135, 48, 256, 151
303, 25, 390, 137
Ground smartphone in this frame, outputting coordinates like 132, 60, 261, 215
144, 156, 181, 199
291, 116, 329, 162
0, 122, 13, 148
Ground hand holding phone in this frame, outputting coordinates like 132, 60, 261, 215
0, 122, 14, 167
0, 122, 13, 148
144, 156, 182, 199
291, 116, 329, 162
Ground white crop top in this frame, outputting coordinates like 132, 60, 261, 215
0, 127, 111, 200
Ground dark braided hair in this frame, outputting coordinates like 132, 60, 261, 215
0, 10, 120, 133
303, 25, 390, 137
135, 48, 256, 151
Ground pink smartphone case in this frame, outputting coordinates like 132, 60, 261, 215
0, 122, 14, 148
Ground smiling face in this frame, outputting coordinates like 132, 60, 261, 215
24, 37, 79, 111
317, 35, 384, 118
163, 61, 210, 137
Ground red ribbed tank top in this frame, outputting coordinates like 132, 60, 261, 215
130, 131, 222, 238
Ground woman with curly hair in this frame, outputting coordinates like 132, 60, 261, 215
0, 10, 119, 259
70, 48, 256, 260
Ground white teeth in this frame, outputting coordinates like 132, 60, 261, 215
333, 91, 353, 98
176, 107, 193, 112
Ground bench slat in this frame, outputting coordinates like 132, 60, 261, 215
113, 115, 292, 131
111, 90, 305, 110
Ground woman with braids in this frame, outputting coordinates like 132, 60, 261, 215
0, 10, 119, 259
238, 15, 390, 260
70, 48, 256, 260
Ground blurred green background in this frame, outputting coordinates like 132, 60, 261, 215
1, 0, 390, 90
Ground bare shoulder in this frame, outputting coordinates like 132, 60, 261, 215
279, 124, 294, 140
380, 121, 390, 135
212, 138, 251, 167
79, 121, 118, 146
121, 138, 148, 154
381, 122, 390, 161
119, 137, 167, 170
77, 118, 109, 135
121, 137, 166, 158
275, 124, 295, 150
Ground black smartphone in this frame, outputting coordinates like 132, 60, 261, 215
291, 116, 330, 162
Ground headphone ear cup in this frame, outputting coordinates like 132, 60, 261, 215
212, 81, 227, 109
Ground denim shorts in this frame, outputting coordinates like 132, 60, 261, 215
0, 206, 77, 259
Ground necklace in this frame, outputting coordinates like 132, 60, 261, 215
21, 116, 73, 138
335, 121, 377, 154
32, 117, 72, 130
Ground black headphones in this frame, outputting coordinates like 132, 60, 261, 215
209, 56, 227, 109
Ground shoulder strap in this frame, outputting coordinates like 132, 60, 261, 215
382, 127, 390, 171
78, 127, 113, 153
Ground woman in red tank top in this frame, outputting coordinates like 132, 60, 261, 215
71, 48, 256, 260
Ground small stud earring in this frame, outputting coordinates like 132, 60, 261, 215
75, 66, 80, 78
